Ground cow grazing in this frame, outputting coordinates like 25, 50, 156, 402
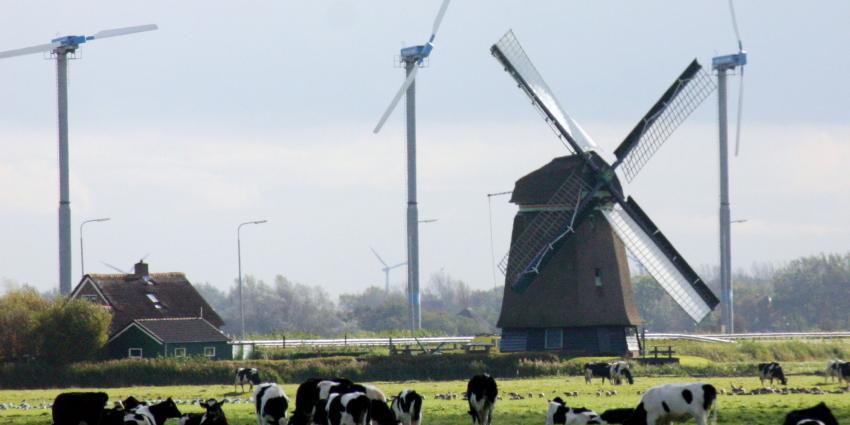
291, 378, 327, 425
467, 374, 497, 425
124, 398, 182, 425
758, 362, 788, 386
236, 367, 262, 392
783, 402, 838, 425
624, 383, 717, 425
391, 390, 423, 425
546, 398, 603, 425
825, 360, 843, 383
584, 362, 611, 385
52, 391, 109, 425
327, 392, 371, 425
610, 361, 634, 386
255, 383, 290, 425
599, 408, 635, 424
369, 399, 396, 425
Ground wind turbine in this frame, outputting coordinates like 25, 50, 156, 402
0, 24, 158, 295
712, 0, 747, 333
373, 0, 451, 330
370, 247, 407, 293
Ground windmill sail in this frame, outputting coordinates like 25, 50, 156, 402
601, 197, 718, 321
491, 31, 597, 154
613, 60, 716, 182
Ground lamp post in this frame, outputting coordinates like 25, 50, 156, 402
80, 217, 110, 277
237, 219, 267, 340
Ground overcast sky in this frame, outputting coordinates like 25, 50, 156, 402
1, 1, 848, 297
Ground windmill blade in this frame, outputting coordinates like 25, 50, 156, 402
88, 24, 158, 41
370, 247, 389, 267
389, 262, 407, 270
0, 42, 61, 59
491, 30, 597, 154
373, 64, 419, 133
430, 0, 451, 41
613, 60, 716, 182
502, 169, 592, 292
601, 197, 719, 322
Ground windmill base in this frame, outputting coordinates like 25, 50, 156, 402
500, 326, 640, 357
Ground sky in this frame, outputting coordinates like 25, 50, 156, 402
1, 1, 848, 297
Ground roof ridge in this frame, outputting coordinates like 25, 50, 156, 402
136, 317, 207, 322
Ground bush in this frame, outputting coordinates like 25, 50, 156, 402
0, 288, 49, 361
34, 298, 111, 364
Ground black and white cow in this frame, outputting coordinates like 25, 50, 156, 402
758, 362, 788, 386
467, 374, 497, 425
623, 383, 717, 425
124, 398, 182, 425
584, 363, 611, 385
391, 390, 423, 425
369, 399, 397, 425
179, 399, 228, 425
546, 397, 603, 425
824, 360, 843, 383
783, 402, 838, 425
51, 391, 109, 425
326, 392, 371, 425
255, 383, 290, 425
609, 361, 634, 386
599, 408, 635, 425
236, 367, 262, 392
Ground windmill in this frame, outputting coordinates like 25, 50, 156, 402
0, 24, 158, 295
370, 247, 407, 293
491, 30, 720, 354
373, 0, 451, 330
712, 0, 748, 334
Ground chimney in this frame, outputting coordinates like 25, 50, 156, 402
134, 261, 149, 278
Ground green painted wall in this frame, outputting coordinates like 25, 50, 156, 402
164, 341, 232, 360
107, 325, 232, 360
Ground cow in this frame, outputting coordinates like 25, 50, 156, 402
599, 408, 635, 424
467, 374, 497, 425
391, 390, 423, 425
123, 396, 144, 411
825, 359, 843, 383
546, 398, 603, 425
255, 383, 290, 425
178, 399, 228, 425
584, 362, 611, 384
124, 398, 182, 425
623, 383, 717, 425
51, 391, 109, 425
783, 402, 838, 425
236, 367, 262, 392
369, 399, 397, 425
609, 361, 634, 386
326, 392, 371, 425
758, 362, 788, 386
101, 402, 128, 425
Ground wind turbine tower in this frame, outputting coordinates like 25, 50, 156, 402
373, 0, 451, 330
0, 24, 157, 294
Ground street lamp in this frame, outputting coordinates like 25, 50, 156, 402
237, 219, 267, 340
80, 217, 110, 277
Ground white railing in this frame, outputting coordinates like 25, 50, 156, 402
232, 336, 475, 348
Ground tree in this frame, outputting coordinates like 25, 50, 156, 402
0, 288, 50, 361
34, 298, 111, 364
770, 253, 850, 331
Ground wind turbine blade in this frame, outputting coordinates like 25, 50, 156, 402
728, 0, 743, 51
90, 24, 158, 40
430, 0, 451, 40
373, 65, 419, 133
734, 67, 744, 156
390, 262, 407, 269
102, 262, 128, 274
0, 42, 60, 59
370, 247, 389, 267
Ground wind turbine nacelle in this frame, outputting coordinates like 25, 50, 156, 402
50, 35, 88, 47
400, 43, 433, 61
712, 52, 747, 71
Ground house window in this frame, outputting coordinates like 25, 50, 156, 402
594, 268, 603, 287
82, 294, 98, 303
544, 328, 563, 350
204, 347, 216, 358
128, 348, 143, 359
174, 347, 186, 358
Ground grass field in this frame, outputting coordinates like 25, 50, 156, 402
0, 375, 847, 425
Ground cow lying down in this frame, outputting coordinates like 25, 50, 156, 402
546, 397, 603, 425
624, 383, 717, 425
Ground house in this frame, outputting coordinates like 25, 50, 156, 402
69, 261, 232, 360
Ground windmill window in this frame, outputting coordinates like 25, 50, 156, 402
594, 268, 603, 287
128, 348, 143, 359
544, 328, 563, 350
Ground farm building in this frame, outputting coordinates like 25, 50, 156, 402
69, 261, 231, 360
497, 156, 641, 356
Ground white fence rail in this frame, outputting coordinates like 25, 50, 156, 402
647, 331, 850, 342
